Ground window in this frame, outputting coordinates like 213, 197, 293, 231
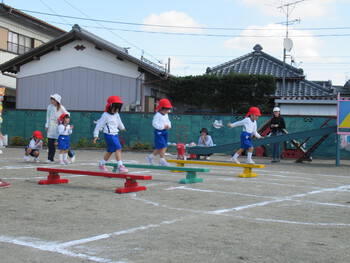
7, 32, 33, 54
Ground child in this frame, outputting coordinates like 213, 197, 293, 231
93, 96, 128, 173
146, 98, 172, 166
227, 107, 263, 164
58, 113, 73, 165
24, 130, 44, 162
198, 128, 214, 160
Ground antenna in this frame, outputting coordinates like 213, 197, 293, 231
276, 0, 306, 96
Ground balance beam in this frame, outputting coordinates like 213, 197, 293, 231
167, 160, 265, 178
37, 167, 152, 193
106, 163, 210, 184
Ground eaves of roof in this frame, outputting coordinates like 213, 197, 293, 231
0, 3, 65, 36
0, 24, 169, 78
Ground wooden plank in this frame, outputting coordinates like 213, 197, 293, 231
106, 163, 210, 172
37, 167, 152, 194
188, 125, 337, 154
37, 167, 151, 180
167, 160, 264, 169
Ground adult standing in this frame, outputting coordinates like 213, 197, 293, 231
45, 94, 68, 163
269, 107, 286, 163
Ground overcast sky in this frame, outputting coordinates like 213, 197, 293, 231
3, 0, 350, 86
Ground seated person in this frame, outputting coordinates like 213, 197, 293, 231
197, 128, 214, 160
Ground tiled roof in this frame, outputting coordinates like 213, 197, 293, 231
207, 44, 335, 98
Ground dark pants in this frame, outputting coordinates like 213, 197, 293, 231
47, 138, 56, 161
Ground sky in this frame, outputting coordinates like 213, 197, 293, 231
3, 0, 350, 86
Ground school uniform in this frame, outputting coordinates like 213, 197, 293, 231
58, 124, 73, 150
229, 117, 261, 149
93, 112, 125, 152
25, 138, 43, 156
152, 111, 171, 149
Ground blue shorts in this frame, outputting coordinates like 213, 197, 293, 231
25, 146, 39, 156
104, 133, 122, 152
240, 131, 252, 150
58, 135, 70, 150
154, 129, 168, 149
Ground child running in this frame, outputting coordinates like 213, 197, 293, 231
146, 98, 172, 166
227, 107, 263, 164
93, 96, 128, 173
57, 113, 73, 165
24, 130, 44, 162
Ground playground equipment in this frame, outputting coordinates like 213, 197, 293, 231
167, 160, 264, 178
188, 125, 337, 163
37, 167, 152, 193
106, 163, 210, 184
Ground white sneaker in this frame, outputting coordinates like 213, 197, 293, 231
34, 157, 39, 163
146, 155, 155, 165
117, 164, 128, 173
99, 163, 108, 172
24, 156, 30, 162
205, 156, 210, 160
246, 159, 255, 164
159, 160, 170, 166
63, 160, 70, 165
231, 157, 240, 164
45, 160, 54, 164
70, 155, 75, 163
58, 160, 65, 165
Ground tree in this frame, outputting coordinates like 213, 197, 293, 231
169, 74, 276, 113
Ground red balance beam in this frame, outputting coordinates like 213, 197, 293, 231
37, 167, 152, 194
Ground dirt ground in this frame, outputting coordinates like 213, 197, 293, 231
0, 147, 350, 263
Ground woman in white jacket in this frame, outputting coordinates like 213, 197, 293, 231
45, 94, 68, 163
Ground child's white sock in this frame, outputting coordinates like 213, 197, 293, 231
232, 153, 239, 159
117, 160, 123, 166
63, 153, 68, 161
247, 152, 252, 160
59, 154, 63, 161
100, 159, 107, 165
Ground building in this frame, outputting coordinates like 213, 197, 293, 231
0, 3, 65, 108
206, 44, 345, 116
0, 24, 172, 112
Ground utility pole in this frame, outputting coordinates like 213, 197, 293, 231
277, 0, 305, 96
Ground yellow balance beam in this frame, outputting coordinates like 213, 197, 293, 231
167, 160, 264, 178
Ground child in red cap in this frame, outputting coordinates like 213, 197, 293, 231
24, 130, 44, 162
146, 98, 173, 166
227, 107, 264, 164
57, 113, 73, 165
93, 96, 128, 173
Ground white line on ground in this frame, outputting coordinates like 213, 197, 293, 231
0, 217, 188, 263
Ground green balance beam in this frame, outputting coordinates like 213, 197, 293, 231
106, 163, 210, 184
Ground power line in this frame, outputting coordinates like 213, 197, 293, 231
43, 21, 350, 38
62, 0, 164, 65
18, 8, 350, 32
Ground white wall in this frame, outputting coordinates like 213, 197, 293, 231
18, 40, 142, 79
279, 103, 337, 116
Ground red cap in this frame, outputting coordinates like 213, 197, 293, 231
155, 98, 172, 111
245, 107, 261, 117
33, 130, 43, 139
59, 113, 69, 122
105, 96, 123, 112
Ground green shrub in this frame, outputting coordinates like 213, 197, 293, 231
10, 136, 28, 146
131, 142, 151, 150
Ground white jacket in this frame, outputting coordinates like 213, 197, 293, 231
93, 112, 125, 137
45, 104, 68, 139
